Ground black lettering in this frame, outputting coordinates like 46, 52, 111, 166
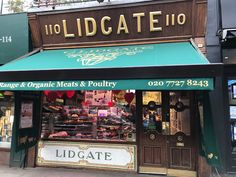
95, 152, 103, 160
78, 151, 84, 159
68, 150, 75, 158
86, 151, 95, 159
56, 149, 62, 158
63, 150, 66, 158
105, 152, 112, 161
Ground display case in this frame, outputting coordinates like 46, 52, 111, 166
97, 116, 135, 141
40, 90, 136, 142
41, 105, 95, 140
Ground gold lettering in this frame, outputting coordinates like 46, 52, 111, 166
101, 16, 112, 35
62, 20, 75, 38
133, 12, 145, 33
177, 13, 186, 25
54, 24, 61, 34
84, 17, 97, 36
149, 11, 162, 32
45, 25, 49, 35
171, 14, 175, 26
49, 25, 53, 35
166, 14, 170, 26
76, 18, 82, 37
117, 15, 129, 34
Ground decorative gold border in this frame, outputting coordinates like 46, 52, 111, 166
37, 140, 137, 171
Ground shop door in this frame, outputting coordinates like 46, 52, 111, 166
139, 91, 197, 176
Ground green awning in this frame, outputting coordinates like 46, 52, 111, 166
0, 78, 213, 90
0, 42, 215, 90
0, 42, 209, 72
198, 92, 222, 167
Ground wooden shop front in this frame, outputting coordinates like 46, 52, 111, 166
0, 0, 222, 176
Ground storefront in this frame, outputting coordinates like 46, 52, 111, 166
214, 0, 236, 173
0, 13, 29, 165
0, 0, 222, 176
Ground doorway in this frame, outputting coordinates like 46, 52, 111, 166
139, 91, 197, 177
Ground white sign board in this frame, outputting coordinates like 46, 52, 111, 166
20, 102, 33, 129
37, 141, 136, 171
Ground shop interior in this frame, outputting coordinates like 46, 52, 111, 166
0, 91, 14, 148
40, 90, 191, 143
41, 90, 136, 142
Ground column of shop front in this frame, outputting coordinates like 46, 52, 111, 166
6, 0, 216, 176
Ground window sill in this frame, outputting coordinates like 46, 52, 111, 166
0, 142, 11, 151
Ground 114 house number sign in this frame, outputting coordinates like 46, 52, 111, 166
0, 36, 12, 43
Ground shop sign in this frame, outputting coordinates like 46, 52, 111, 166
0, 13, 28, 64
0, 78, 214, 91
15, 93, 41, 152
36, 1, 192, 47
19, 102, 33, 129
37, 141, 136, 171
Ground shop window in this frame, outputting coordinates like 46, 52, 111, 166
142, 91, 164, 134
0, 91, 14, 148
169, 92, 190, 136
41, 90, 136, 142
228, 80, 236, 147
142, 91, 190, 136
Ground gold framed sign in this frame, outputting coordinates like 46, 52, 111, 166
37, 141, 137, 171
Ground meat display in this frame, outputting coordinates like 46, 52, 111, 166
41, 100, 136, 142
49, 131, 68, 138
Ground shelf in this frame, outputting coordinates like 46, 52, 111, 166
41, 107, 135, 142
97, 129, 119, 131
98, 125, 120, 127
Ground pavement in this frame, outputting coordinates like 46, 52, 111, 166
1, 165, 236, 177
0, 165, 164, 177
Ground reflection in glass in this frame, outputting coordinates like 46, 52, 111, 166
142, 91, 163, 133
143, 91, 162, 105
143, 107, 162, 133
169, 92, 190, 135
41, 90, 136, 142
170, 109, 190, 135
228, 80, 236, 147
230, 106, 236, 119
0, 91, 14, 148
162, 122, 170, 135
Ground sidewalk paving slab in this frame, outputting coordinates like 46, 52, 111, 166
2, 166, 236, 177
0, 166, 166, 177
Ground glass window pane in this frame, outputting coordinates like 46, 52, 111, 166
228, 79, 236, 148
143, 107, 162, 133
41, 90, 136, 142
170, 108, 190, 135
143, 91, 162, 105
0, 91, 15, 148
142, 91, 163, 134
169, 92, 190, 136
170, 92, 190, 106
